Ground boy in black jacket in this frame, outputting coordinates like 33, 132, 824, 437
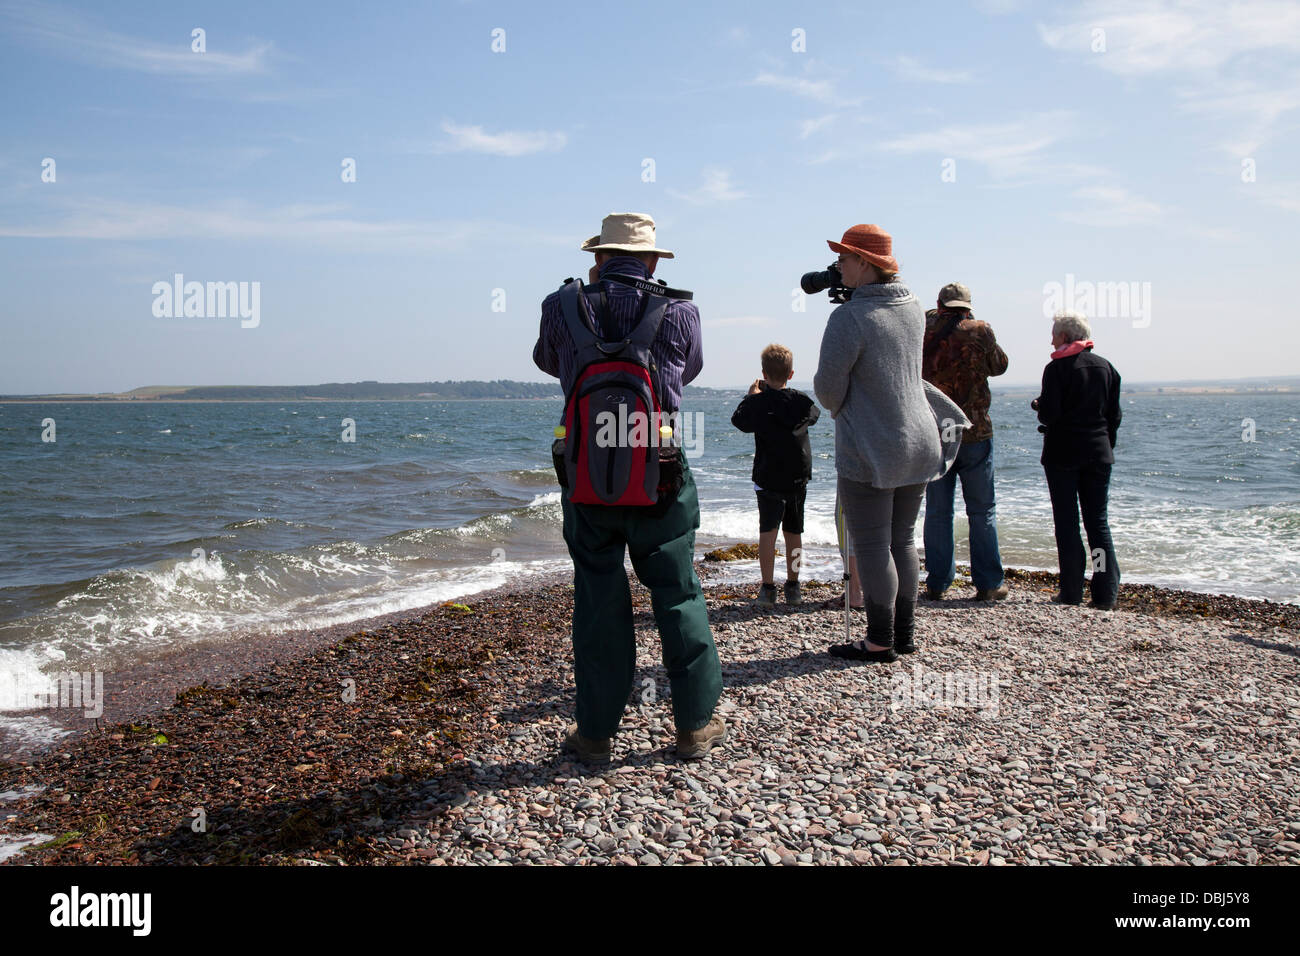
731, 344, 821, 605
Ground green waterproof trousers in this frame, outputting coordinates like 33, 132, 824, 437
560, 461, 723, 740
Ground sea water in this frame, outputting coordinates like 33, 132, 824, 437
1, 392, 1297, 743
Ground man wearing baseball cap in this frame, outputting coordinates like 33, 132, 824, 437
921, 282, 1011, 601
533, 212, 725, 764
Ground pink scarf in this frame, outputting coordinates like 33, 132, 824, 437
1051, 339, 1094, 359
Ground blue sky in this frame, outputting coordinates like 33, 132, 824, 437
2, 0, 1298, 393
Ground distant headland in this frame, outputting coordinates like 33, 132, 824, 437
1, 376, 1294, 403
0, 381, 580, 403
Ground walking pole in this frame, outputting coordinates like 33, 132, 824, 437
837, 495, 851, 645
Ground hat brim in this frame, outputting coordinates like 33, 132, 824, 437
582, 236, 674, 259
826, 240, 898, 273
941, 298, 972, 309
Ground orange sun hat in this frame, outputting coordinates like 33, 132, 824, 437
827, 223, 899, 273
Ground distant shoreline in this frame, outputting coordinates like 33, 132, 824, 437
1124, 388, 1298, 395
0, 397, 568, 404
4, 390, 1296, 404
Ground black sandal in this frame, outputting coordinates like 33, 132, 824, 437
829, 640, 898, 663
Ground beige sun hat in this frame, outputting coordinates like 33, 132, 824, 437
581, 212, 675, 258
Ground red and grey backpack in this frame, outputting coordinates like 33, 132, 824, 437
553, 275, 688, 506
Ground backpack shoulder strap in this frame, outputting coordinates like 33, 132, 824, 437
558, 279, 599, 347
627, 294, 670, 349
627, 295, 673, 409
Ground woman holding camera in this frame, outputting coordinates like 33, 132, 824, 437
1033, 311, 1122, 609
814, 224, 967, 661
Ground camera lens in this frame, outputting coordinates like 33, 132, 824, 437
801, 270, 833, 294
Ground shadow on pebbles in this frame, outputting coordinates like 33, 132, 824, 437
376, 580, 1300, 866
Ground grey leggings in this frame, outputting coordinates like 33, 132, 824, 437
839, 476, 926, 609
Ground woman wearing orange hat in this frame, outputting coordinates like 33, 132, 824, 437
814, 225, 968, 662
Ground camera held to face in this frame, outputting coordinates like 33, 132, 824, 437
800, 263, 852, 304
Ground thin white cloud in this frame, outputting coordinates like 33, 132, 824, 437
799, 114, 838, 139
1185, 224, 1247, 242
239, 87, 336, 105
805, 148, 847, 166
1252, 181, 1300, 214
2, 1, 272, 75
752, 71, 836, 102
1178, 79, 1300, 156
0, 196, 573, 249
1060, 186, 1163, 227
1038, 0, 1300, 75
667, 168, 748, 204
975, 0, 1028, 13
879, 112, 1093, 181
1039, 1, 1300, 155
435, 121, 566, 157
890, 55, 975, 84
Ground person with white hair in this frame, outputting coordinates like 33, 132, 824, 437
1032, 311, 1122, 609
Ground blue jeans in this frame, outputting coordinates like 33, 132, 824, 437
924, 438, 1005, 592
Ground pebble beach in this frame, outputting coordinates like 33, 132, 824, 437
1, 567, 1297, 866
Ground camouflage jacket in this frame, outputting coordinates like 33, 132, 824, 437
922, 308, 1008, 444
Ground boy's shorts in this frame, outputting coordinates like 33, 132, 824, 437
756, 484, 807, 534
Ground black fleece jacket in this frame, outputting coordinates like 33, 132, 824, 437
731, 385, 821, 492
1036, 348, 1122, 466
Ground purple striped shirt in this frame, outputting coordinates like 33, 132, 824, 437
532, 257, 703, 412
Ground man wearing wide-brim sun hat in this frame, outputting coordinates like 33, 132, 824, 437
533, 211, 725, 765
813, 223, 969, 663
580, 211, 676, 258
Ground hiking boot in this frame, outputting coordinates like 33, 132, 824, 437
784, 580, 802, 605
1051, 593, 1081, 606
561, 724, 611, 766
975, 584, 1010, 601
757, 583, 778, 606
924, 585, 945, 601
677, 716, 726, 760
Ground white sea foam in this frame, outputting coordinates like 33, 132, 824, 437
0, 647, 63, 713
695, 499, 841, 548
0, 833, 55, 863
0, 551, 573, 747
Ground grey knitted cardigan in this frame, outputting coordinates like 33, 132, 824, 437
814, 279, 970, 488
